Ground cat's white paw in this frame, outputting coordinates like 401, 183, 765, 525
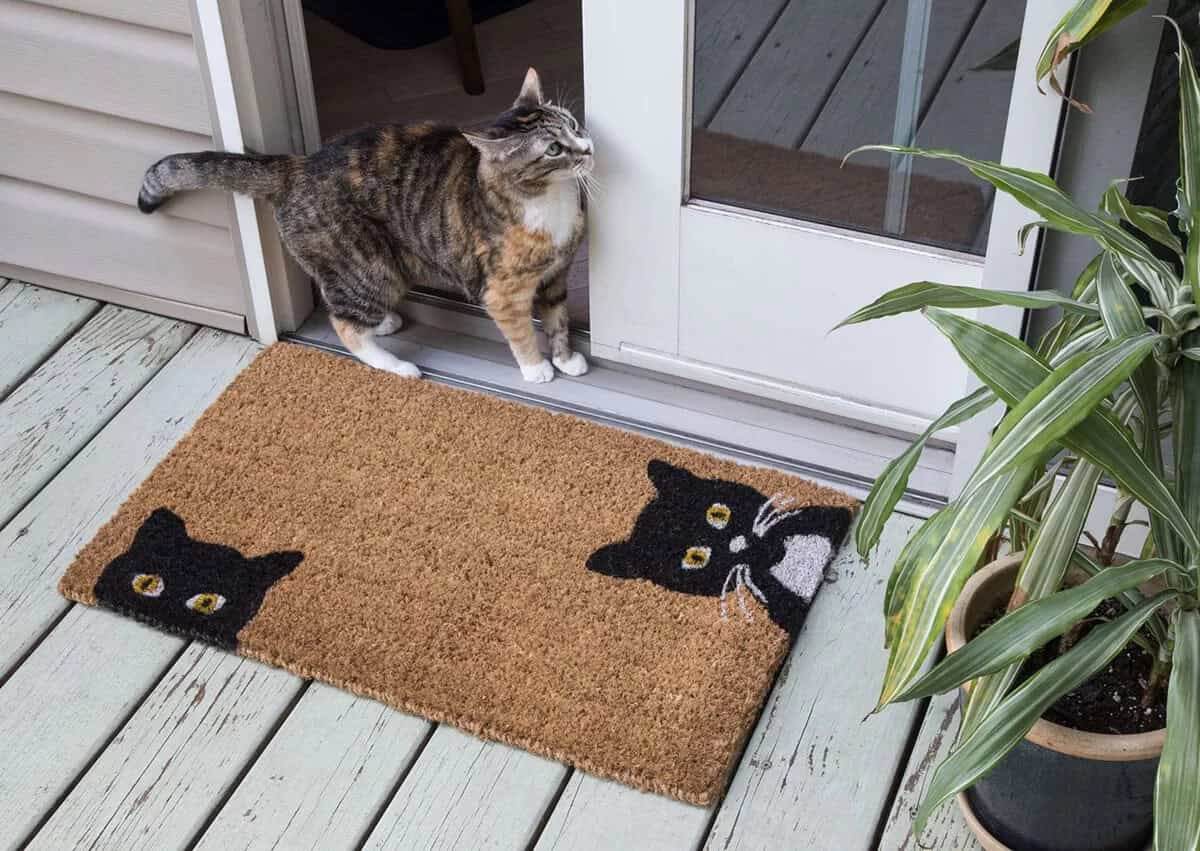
520, 359, 555, 383
383, 359, 422, 379
553, 351, 589, 377
373, 313, 404, 336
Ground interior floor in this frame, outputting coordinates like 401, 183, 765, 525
0, 277, 977, 850
303, 0, 590, 325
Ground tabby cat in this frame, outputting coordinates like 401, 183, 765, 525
138, 68, 592, 382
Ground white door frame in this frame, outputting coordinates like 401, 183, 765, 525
191, 0, 315, 343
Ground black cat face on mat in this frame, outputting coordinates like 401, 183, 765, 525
587, 460, 851, 637
94, 508, 303, 649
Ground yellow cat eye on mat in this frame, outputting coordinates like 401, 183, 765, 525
682, 546, 711, 569
706, 503, 731, 529
131, 573, 163, 597
186, 593, 226, 615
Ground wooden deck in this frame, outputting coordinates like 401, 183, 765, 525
0, 278, 979, 850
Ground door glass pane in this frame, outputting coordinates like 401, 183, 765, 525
689, 0, 1027, 255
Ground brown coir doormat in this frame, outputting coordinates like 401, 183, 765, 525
59, 344, 855, 804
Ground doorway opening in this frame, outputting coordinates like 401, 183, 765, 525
301, 0, 589, 326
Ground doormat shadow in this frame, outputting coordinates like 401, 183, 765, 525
60, 344, 855, 805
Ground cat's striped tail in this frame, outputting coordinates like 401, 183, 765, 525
138, 151, 297, 213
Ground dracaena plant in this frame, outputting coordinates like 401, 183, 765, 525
838, 18, 1200, 850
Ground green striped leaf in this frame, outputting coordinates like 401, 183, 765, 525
846, 146, 1177, 307
1007, 508, 1167, 640
834, 282, 1097, 329
1155, 610, 1200, 851
1096, 253, 1159, 415
857, 387, 994, 557
1049, 323, 1110, 364
1164, 16, 1200, 305
1175, 349, 1200, 575
1036, 0, 1148, 106
1073, 253, 1104, 299
959, 334, 1158, 500
883, 505, 956, 649
1018, 220, 1049, 254
915, 589, 1175, 832
878, 465, 1034, 707
1096, 252, 1176, 573
1101, 184, 1183, 254
1110, 252, 1174, 311
1017, 463, 1106, 604
925, 309, 1200, 552
960, 462, 1106, 737
895, 558, 1175, 702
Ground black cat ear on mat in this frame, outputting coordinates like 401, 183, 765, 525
646, 459, 699, 492
133, 507, 188, 543
253, 551, 305, 582
585, 542, 640, 580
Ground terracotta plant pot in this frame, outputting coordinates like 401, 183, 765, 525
944, 553, 1164, 851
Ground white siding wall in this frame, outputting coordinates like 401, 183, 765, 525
0, 0, 246, 332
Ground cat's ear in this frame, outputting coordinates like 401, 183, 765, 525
132, 507, 188, 547
646, 460, 699, 494
254, 550, 304, 582
586, 543, 642, 579
462, 130, 523, 163
514, 67, 545, 108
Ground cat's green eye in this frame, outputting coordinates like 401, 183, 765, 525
132, 573, 164, 597
706, 503, 730, 530
682, 546, 711, 570
186, 592, 226, 615
545, 142, 563, 157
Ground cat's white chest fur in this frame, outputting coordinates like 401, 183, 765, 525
522, 181, 579, 248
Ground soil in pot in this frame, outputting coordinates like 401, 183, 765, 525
975, 598, 1167, 735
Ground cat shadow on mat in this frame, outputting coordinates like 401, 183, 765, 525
94, 508, 303, 649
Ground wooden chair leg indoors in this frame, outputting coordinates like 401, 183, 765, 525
445, 0, 485, 95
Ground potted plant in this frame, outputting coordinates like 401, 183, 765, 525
838, 15, 1200, 851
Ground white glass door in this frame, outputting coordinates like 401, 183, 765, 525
583, 0, 1071, 438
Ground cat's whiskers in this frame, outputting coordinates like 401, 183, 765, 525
573, 165, 601, 204
721, 564, 768, 623
741, 566, 767, 604
753, 493, 798, 537
719, 564, 740, 620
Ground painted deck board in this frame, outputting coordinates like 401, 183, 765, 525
703, 512, 924, 850
800, 0, 982, 161
26, 644, 303, 851
0, 279, 99, 401
362, 727, 569, 850
692, 0, 789, 127
878, 691, 980, 851
707, 0, 885, 147
0, 605, 187, 849
196, 684, 433, 851
912, 0, 1024, 191
0, 329, 260, 677
0, 328, 258, 848
535, 774, 710, 851
0, 304, 193, 529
